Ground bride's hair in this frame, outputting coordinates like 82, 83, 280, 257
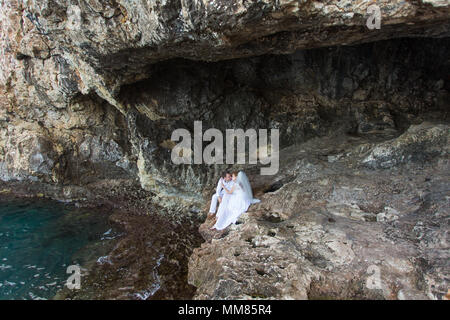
231, 171, 239, 177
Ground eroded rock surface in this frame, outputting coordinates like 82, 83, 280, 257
0, 0, 448, 300
189, 123, 449, 299
2, 35, 448, 211
1, 1, 449, 210
2, 0, 449, 102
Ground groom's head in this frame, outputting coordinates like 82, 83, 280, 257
222, 171, 232, 182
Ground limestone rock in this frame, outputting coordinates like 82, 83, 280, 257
189, 124, 450, 300
1, 0, 449, 207
362, 122, 449, 169
0, 0, 448, 300
4, 0, 449, 103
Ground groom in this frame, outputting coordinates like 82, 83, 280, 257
209, 171, 233, 215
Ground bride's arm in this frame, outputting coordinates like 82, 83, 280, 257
225, 185, 236, 194
221, 181, 230, 191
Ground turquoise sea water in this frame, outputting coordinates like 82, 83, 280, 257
0, 199, 119, 300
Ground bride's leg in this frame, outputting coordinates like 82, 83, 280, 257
213, 194, 237, 230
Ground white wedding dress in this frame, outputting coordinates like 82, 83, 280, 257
213, 171, 260, 230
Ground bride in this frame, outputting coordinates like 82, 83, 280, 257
212, 171, 260, 231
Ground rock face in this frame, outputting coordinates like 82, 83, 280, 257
1, 1, 449, 209
1, 33, 449, 209
0, 0, 449, 300
189, 122, 449, 300
3, 0, 449, 104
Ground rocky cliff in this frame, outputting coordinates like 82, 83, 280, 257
190, 122, 449, 299
0, 0, 449, 300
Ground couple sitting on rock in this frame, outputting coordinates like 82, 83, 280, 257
209, 170, 260, 231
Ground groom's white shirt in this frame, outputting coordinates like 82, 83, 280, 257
216, 178, 234, 197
